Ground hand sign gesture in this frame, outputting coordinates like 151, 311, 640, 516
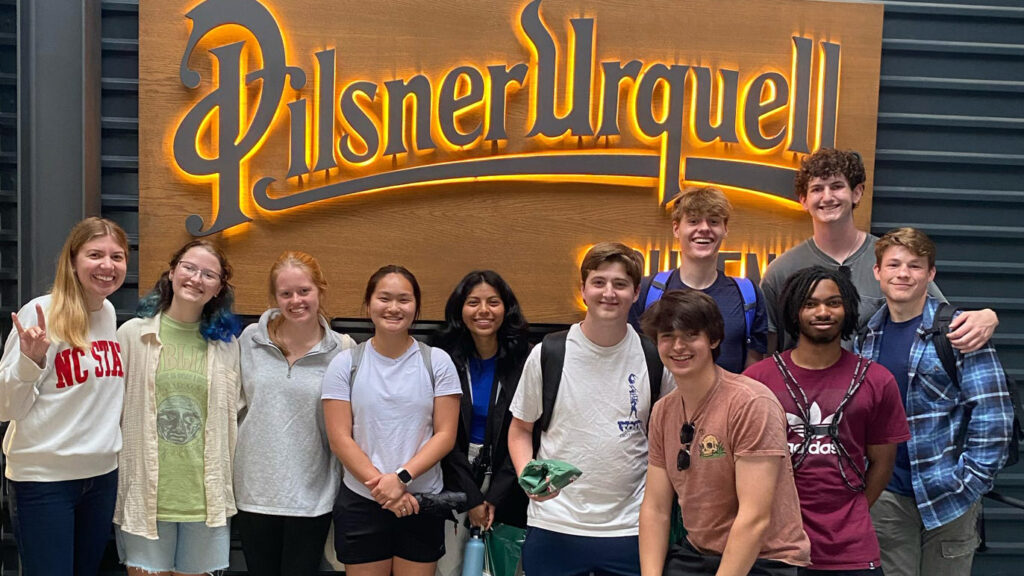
12, 304, 50, 368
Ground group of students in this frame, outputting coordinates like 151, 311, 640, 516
0, 146, 1014, 576
515, 148, 1009, 576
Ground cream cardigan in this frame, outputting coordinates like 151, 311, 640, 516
114, 314, 241, 539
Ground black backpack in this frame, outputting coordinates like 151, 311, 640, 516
929, 303, 1022, 467
531, 330, 664, 454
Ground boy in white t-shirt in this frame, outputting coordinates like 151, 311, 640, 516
508, 242, 673, 576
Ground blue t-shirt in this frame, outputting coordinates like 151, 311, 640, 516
877, 313, 922, 497
629, 269, 767, 373
468, 356, 497, 444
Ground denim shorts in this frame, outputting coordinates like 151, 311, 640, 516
116, 520, 230, 574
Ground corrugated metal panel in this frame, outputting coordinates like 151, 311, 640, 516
0, 3, 13, 571
872, 0, 1024, 377
0, 0, 15, 325
100, 0, 139, 324
871, 1, 1024, 572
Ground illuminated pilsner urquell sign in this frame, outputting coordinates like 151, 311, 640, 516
140, 0, 884, 321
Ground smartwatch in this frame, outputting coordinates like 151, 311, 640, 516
395, 467, 413, 485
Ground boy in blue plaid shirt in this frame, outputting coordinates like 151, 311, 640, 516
858, 227, 1013, 576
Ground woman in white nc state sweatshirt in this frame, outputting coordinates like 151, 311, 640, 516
0, 217, 129, 576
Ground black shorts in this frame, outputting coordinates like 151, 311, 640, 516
333, 483, 446, 564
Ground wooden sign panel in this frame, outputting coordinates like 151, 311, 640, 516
139, 0, 884, 322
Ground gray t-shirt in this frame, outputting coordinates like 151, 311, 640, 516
234, 310, 356, 516
761, 234, 943, 351
321, 340, 461, 499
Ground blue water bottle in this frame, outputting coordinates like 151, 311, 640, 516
461, 526, 485, 576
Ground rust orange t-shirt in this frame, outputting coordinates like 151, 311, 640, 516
648, 368, 810, 566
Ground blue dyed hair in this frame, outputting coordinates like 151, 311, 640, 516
136, 240, 241, 342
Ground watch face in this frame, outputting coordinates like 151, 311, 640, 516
397, 469, 412, 484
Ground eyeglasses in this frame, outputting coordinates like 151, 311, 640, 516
177, 261, 222, 284
677, 422, 695, 471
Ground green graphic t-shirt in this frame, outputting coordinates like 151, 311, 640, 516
155, 314, 209, 521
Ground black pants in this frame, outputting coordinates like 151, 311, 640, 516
798, 565, 880, 569
665, 540, 798, 576
235, 509, 332, 576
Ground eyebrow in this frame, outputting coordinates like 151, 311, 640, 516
804, 296, 842, 303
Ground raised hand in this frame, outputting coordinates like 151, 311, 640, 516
12, 304, 50, 368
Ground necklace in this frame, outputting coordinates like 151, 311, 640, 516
838, 230, 864, 266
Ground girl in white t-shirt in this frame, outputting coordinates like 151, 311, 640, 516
322, 265, 461, 575
0, 217, 129, 576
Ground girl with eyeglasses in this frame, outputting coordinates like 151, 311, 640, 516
114, 239, 242, 576
322, 265, 461, 576
0, 218, 129, 576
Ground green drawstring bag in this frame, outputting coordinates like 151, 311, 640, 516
485, 523, 526, 576
517, 459, 582, 496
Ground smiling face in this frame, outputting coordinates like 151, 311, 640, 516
168, 246, 223, 309
274, 265, 321, 326
581, 261, 639, 324
368, 273, 417, 334
800, 174, 864, 226
798, 279, 845, 345
462, 282, 505, 341
673, 212, 727, 261
657, 329, 719, 380
874, 245, 935, 309
74, 234, 128, 310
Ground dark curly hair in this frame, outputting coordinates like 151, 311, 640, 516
778, 266, 860, 342
137, 240, 240, 342
795, 148, 866, 203
432, 270, 530, 373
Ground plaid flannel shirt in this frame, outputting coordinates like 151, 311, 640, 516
859, 296, 1012, 530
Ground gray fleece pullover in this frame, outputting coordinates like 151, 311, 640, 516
233, 309, 356, 516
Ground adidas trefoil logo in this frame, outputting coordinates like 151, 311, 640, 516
786, 402, 837, 455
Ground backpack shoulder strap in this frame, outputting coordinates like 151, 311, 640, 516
639, 334, 664, 402
349, 341, 368, 390
349, 340, 435, 391
416, 340, 436, 391
532, 330, 569, 456
930, 303, 960, 386
732, 275, 757, 344
537, 330, 569, 433
644, 270, 674, 310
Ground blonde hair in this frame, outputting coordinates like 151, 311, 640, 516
267, 251, 330, 355
49, 218, 129, 349
670, 186, 732, 224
